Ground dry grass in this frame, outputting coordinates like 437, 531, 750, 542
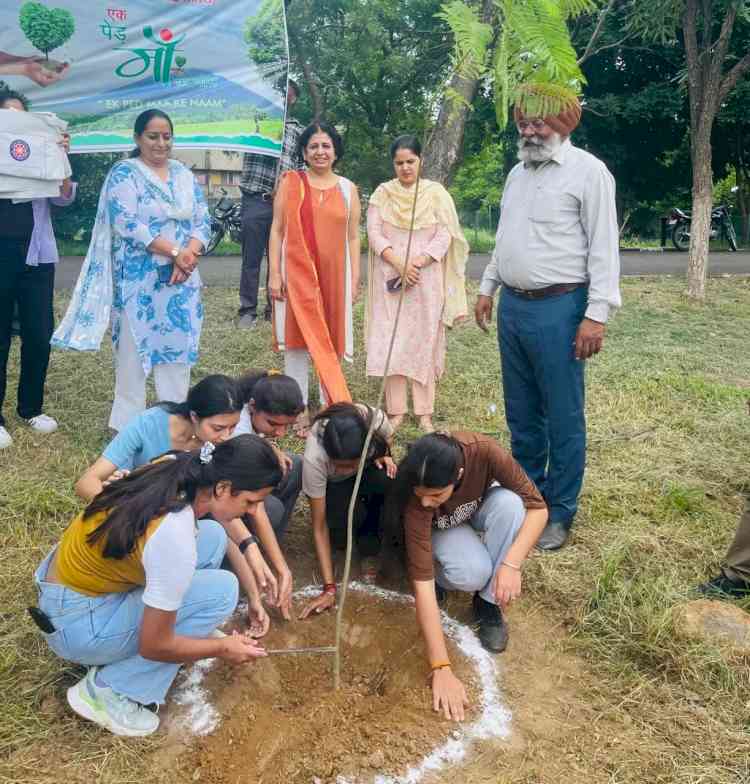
1, 277, 750, 782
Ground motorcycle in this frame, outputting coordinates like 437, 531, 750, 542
205, 187, 242, 255
667, 202, 738, 252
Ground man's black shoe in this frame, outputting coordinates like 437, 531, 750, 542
263, 308, 272, 322
535, 522, 570, 551
696, 572, 750, 599
472, 593, 508, 653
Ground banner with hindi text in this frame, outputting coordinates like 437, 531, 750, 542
0, 0, 288, 155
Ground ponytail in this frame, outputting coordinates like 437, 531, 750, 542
159, 374, 241, 419
313, 402, 390, 462
236, 369, 304, 417
85, 434, 282, 559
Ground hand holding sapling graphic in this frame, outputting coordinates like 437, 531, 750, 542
0, 50, 69, 86
0, 2, 75, 86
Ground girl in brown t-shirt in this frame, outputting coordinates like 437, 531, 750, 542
392, 431, 547, 722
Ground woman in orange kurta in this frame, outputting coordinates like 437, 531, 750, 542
268, 122, 361, 430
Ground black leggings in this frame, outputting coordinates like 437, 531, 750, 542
0, 238, 55, 425
325, 465, 394, 557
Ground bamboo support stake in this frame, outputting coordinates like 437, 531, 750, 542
333, 170, 422, 690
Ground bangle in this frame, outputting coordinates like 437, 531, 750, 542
501, 559, 522, 571
430, 660, 451, 672
322, 582, 337, 595
238, 535, 258, 554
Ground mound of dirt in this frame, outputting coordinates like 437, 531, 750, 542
169, 590, 480, 784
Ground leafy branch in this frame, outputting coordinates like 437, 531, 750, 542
439, 0, 597, 125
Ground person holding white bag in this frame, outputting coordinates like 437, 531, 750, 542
0, 88, 76, 450
53, 109, 211, 431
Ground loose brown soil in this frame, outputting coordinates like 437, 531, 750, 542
167, 591, 479, 784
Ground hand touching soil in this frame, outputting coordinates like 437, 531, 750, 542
220, 631, 267, 664
431, 667, 469, 721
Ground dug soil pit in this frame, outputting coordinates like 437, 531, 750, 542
167, 589, 482, 784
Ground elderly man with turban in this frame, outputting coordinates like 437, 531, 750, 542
475, 94, 621, 551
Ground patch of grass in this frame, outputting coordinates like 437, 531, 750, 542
2, 277, 750, 781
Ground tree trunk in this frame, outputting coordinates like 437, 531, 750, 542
421, 72, 482, 185
421, 0, 496, 185
686, 122, 713, 300
287, 27, 324, 120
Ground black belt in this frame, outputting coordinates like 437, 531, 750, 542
503, 282, 587, 300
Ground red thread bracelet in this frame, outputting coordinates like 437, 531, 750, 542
322, 583, 337, 595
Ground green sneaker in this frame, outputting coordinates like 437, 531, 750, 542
66, 667, 159, 737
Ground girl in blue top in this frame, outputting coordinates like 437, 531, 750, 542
75, 373, 294, 626
75, 374, 241, 502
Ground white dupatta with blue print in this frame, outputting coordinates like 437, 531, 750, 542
52, 158, 198, 352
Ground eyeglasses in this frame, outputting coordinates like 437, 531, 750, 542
516, 119, 548, 132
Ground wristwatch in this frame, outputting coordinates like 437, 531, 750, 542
170, 245, 180, 259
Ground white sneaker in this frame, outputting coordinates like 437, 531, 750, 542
23, 414, 58, 434
0, 426, 12, 449
67, 667, 159, 737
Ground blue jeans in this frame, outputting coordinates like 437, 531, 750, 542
498, 286, 587, 527
34, 519, 238, 706
431, 487, 526, 605
264, 452, 303, 541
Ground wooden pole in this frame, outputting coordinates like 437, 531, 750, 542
333, 169, 422, 690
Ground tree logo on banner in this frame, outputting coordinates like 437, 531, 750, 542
114, 25, 186, 83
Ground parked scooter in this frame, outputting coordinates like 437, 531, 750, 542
205, 187, 242, 255
667, 197, 739, 252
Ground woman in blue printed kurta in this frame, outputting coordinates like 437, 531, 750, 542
105, 110, 210, 430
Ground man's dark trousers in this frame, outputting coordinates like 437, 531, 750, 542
239, 193, 274, 318
0, 239, 55, 426
498, 285, 588, 528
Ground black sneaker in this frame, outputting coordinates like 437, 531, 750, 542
696, 572, 750, 599
472, 593, 509, 653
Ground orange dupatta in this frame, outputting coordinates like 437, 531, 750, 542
273, 171, 351, 404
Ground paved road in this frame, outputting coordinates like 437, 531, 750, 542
54, 249, 750, 290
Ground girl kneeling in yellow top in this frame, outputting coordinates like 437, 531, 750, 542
33, 434, 282, 737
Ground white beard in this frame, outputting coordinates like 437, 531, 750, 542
517, 132, 563, 164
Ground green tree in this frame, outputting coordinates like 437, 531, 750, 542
715, 77, 750, 242
18, 1, 75, 60
569, 1, 692, 235
627, 0, 750, 299
274, 0, 455, 192
423, 0, 594, 183
244, 0, 296, 107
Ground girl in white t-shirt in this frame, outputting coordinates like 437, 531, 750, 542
299, 402, 396, 619
33, 435, 282, 738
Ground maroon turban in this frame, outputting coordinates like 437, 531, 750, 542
513, 97, 582, 137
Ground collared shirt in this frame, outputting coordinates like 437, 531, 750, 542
479, 140, 621, 323
239, 117, 305, 196
0, 183, 77, 265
